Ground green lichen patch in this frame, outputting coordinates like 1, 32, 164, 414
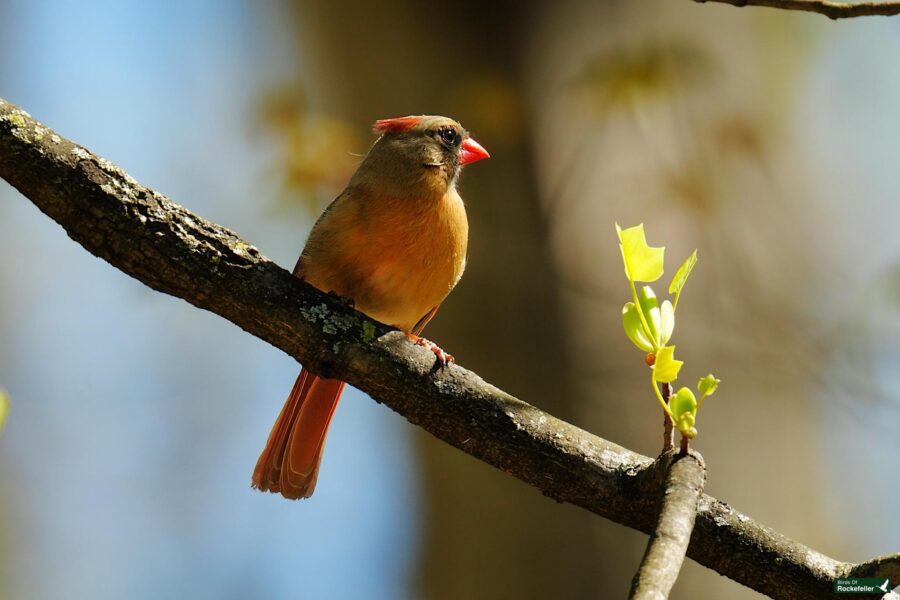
300, 302, 361, 337
7, 113, 26, 129
301, 303, 330, 324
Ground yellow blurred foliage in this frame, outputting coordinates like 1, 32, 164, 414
257, 86, 361, 215
577, 40, 716, 115
0, 389, 8, 435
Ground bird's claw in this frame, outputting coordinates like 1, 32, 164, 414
405, 333, 454, 368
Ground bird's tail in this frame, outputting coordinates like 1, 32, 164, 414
252, 368, 345, 499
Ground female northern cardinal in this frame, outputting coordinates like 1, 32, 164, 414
252, 115, 489, 499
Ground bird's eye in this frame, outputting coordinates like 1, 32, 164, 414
438, 127, 460, 147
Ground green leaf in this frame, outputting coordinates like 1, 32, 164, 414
698, 374, 720, 397
617, 223, 665, 283
0, 389, 8, 435
669, 249, 698, 309
653, 346, 683, 383
622, 302, 654, 352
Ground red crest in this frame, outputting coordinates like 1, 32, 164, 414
372, 115, 423, 134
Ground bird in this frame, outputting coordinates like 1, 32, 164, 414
252, 115, 489, 499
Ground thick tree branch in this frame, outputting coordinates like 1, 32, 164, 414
629, 452, 706, 600
1, 98, 897, 599
695, 0, 900, 19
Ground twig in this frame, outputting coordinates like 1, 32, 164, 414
694, 0, 900, 19
630, 452, 706, 600
662, 382, 674, 453
1, 97, 898, 599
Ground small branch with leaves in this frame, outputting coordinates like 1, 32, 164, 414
617, 224, 720, 452
617, 224, 720, 595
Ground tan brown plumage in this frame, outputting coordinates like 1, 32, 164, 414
252, 115, 489, 499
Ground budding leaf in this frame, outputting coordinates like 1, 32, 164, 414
669, 387, 697, 418
659, 300, 674, 346
670, 387, 698, 439
631, 286, 674, 348
653, 346, 683, 383
669, 249, 698, 310
698, 374, 720, 397
617, 223, 665, 283
622, 302, 655, 352
637, 286, 661, 344
677, 418, 698, 439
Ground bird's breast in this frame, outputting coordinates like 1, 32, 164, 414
299, 188, 468, 332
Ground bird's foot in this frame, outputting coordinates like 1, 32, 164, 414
405, 333, 454, 368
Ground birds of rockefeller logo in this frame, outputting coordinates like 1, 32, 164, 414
833, 577, 897, 597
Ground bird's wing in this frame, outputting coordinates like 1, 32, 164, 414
292, 190, 349, 276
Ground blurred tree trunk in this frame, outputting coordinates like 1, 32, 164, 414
286, 1, 603, 598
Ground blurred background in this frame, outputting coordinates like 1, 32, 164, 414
1, 1, 899, 598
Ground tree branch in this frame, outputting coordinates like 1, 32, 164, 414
1, 97, 897, 599
629, 452, 706, 600
694, 0, 900, 19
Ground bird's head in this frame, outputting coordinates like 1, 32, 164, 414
352, 115, 489, 198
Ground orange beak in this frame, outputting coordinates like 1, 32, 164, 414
459, 137, 490, 166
